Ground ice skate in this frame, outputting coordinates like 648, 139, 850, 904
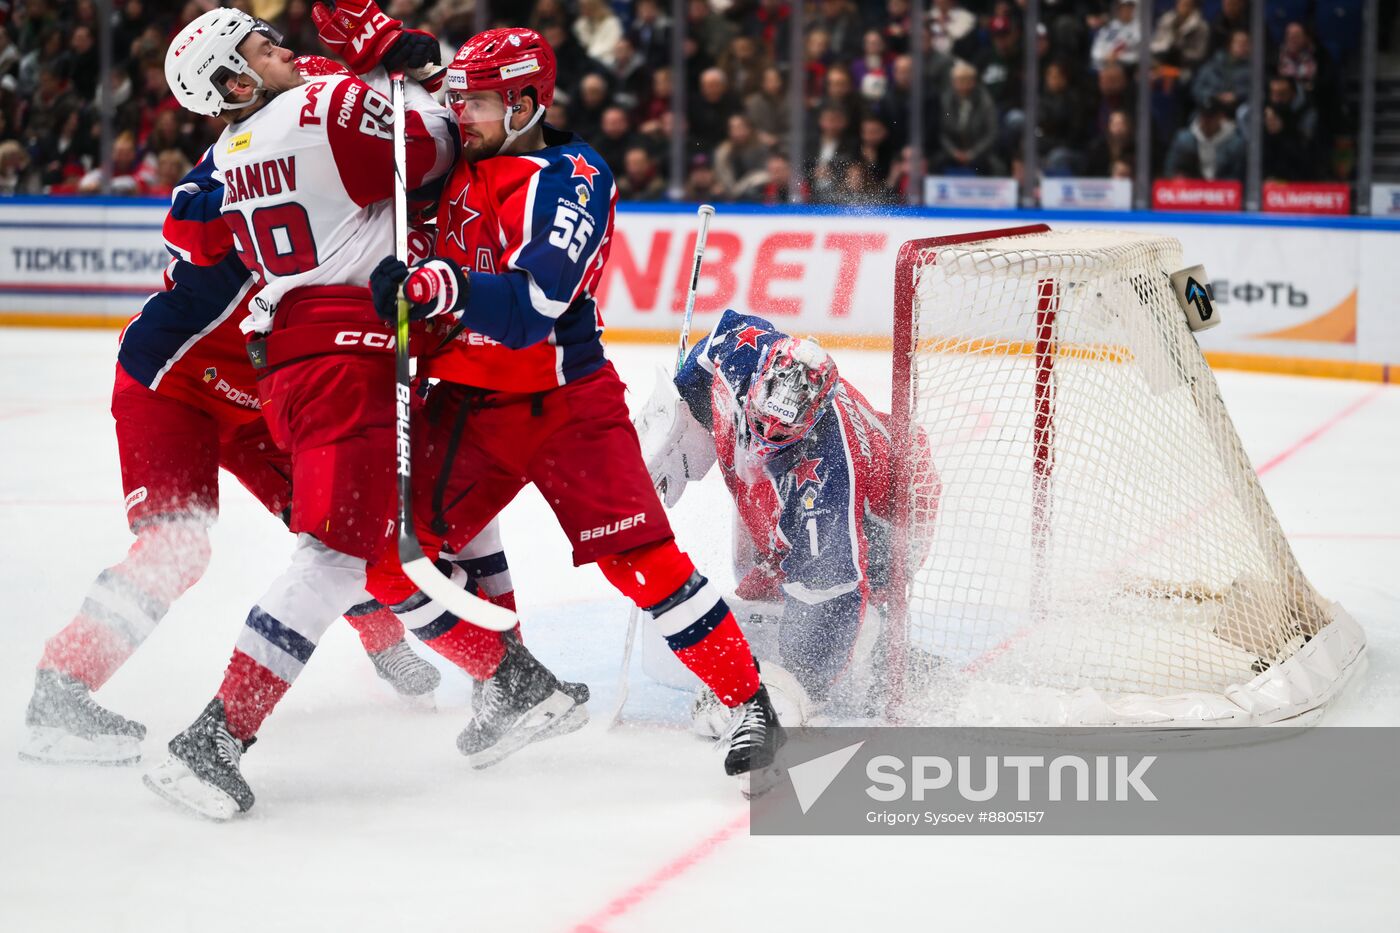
19, 669, 146, 766
721, 684, 787, 799
457, 638, 588, 769
369, 638, 441, 698
142, 699, 254, 821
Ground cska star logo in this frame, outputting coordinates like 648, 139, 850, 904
792, 456, 823, 489
444, 183, 481, 255
567, 152, 600, 188
734, 325, 766, 350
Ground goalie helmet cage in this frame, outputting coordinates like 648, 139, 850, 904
887, 225, 1367, 727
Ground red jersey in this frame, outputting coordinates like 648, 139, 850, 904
421, 125, 617, 393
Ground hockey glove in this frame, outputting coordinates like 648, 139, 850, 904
370, 255, 470, 325
311, 1, 439, 74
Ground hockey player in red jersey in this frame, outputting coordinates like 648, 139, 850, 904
19, 138, 440, 767
144, 8, 580, 820
368, 28, 785, 786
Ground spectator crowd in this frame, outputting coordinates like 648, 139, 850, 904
0, 0, 1368, 204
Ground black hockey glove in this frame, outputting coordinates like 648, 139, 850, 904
380, 28, 442, 72
370, 255, 470, 325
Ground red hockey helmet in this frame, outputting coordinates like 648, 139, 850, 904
445, 28, 556, 151
743, 337, 839, 456
294, 54, 352, 79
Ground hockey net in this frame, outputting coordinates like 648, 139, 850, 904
888, 226, 1366, 726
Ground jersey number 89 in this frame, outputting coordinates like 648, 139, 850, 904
224, 204, 319, 280
547, 204, 595, 262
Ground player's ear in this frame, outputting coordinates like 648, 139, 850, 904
513, 89, 539, 130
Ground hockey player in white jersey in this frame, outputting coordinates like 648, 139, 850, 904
144, 6, 583, 820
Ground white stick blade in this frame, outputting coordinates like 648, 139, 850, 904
401, 555, 519, 632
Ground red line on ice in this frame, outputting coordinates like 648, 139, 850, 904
570, 811, 749, 933
1252, 385, 1388, 476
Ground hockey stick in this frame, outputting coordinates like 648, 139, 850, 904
390, 72, 516, 633
607, 203, 716, 729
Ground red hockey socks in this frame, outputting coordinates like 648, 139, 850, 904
39, 616, 131, 691
600, 540, 761, 707
416, 615, 512, 680
39, 525, 212, 688
217, 649, 291, 742
386, 589, 512, 680
342, 599, 406, 655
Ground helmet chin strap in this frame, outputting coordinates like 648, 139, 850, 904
498, 100, 545, 155
221, 66, 266, 112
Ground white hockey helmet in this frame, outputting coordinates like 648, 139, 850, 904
165, 8, 284, 117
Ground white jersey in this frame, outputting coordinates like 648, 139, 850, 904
208, 71, 455, 332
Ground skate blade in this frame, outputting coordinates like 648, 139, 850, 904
394, 691, 439, 712
739, 763, 785, 800
468, 691, 589, 771
18, 727, 142, 766
142, 755, 241, 822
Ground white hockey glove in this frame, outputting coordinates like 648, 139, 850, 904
633, 366, 716, 507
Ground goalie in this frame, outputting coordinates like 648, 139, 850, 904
642, 309, 941, 725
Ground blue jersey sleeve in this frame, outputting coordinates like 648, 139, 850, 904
674, 308, 788, 427
164, 147, 232, 265
456, 149, 613, 350
675, 338, 715, 430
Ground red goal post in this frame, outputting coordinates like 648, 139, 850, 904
889, 224, 1050, 716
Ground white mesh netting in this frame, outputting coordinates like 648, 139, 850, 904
895, 229, 1365, 726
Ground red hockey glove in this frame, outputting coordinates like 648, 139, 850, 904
370, 256, 469, 325
311, 1, 439, 74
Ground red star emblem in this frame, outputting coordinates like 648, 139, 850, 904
792, 456, 822, 489
734, 325, 765, 350
567, 152, 600, 188
444, 183, 480, 256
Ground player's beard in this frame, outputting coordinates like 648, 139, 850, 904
459, 125, 504, 163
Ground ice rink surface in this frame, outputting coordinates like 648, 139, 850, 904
1, 330, 1397, 932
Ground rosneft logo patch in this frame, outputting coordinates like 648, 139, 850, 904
499, 59, 540, 80
203, 367, 217, 383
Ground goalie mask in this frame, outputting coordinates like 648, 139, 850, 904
166, 8, 285, 117
743, 337, 838, 458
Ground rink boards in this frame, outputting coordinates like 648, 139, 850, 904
1, 198, 1398, 381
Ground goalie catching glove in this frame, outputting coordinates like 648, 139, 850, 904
370, 256, 470, 324
311, 0, 441, 76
